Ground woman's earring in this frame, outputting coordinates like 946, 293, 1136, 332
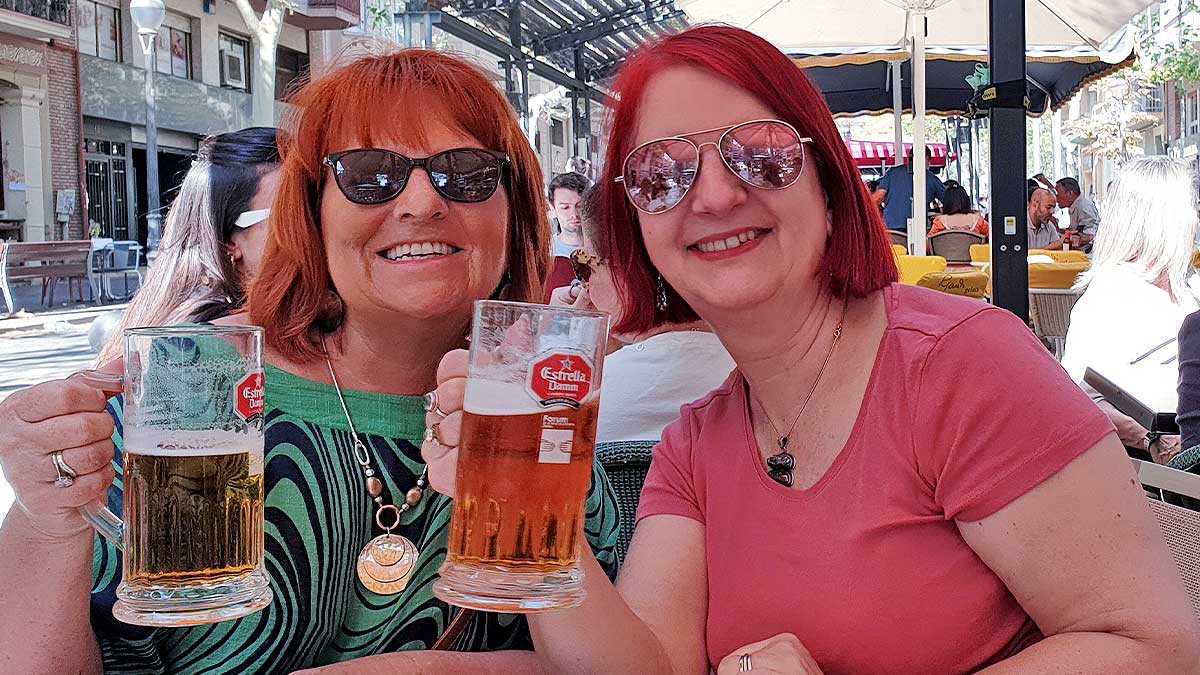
656, 274, 669, 311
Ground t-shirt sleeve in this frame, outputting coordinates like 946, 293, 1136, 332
877, 168, 893, 193
636, 412, 704, 524
913, 307, 1115, 522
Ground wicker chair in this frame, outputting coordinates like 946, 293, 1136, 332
596, 440, 656, 565
1133, 459, 1200, 622
1028, 288, 1082, 360
928, 231, 986, 264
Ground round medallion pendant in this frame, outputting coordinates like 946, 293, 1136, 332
357, 533, 420, 595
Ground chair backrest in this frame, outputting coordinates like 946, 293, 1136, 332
595, 440, 656, 565
1, 240, 92, 266
1133, 458, 1200, 623
896, 255, 947, 285
889, 230, 908, 250
110, 241, 141, 269
1028, 288, 1082, 339
1043, 249, 1090, 264
970, 243, 990, 264
1028, 261, 1089, 289
916, 271, 989, 299
891, 244, 906, 259
929, 231, 986, 264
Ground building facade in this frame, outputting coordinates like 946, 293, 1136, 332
79, 0, 356, 246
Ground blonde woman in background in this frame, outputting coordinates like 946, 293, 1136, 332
95, 127, 281, 364
1062, 155, 1200, 463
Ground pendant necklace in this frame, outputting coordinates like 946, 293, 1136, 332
752, 297, 847, 488
324, 343, 426, 595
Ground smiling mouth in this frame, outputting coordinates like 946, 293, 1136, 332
379, 241, 462, 262
688, 228, 770, 254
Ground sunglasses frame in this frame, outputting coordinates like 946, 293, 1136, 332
322, 147, 510, 206
569, 248, 604, 283
615, 119, 813, 215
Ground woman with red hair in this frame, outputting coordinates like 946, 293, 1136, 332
0, 49, 618, 674
424, 26, 1199, 674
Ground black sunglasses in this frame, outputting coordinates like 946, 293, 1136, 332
323, 147, 509, 205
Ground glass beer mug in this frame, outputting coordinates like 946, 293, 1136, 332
80, 325, 272, 626
434, 300, 609, 612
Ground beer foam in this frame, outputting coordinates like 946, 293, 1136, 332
463, 379, 597, 415
124, 429, 262, 457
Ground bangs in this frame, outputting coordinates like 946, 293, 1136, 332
286, 52, 511, 163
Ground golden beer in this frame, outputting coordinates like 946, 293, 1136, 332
448, 402, 599, 571
124, 448, 264, 586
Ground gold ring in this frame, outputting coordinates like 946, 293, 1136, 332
422, 391, 449, 418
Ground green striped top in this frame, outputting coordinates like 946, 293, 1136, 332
91, 364, 621, 673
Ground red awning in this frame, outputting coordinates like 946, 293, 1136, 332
844, 139, 953, 168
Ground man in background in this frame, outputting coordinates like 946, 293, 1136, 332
1055, 176, 1100, 251
1028, 187, 1066, 249
873, 147, 946, 232
547, 172, 589, 257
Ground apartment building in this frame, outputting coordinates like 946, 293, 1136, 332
79, 0, 357, 245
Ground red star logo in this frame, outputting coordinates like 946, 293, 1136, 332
559, 357, 574, 370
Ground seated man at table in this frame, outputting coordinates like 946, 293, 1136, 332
1028, 187, 1066, 249
1055, 176, 1100, 251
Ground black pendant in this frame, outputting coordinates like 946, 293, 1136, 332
766, 450, 795, 487
778, 436, 789, 450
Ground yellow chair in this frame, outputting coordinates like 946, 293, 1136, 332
916, 271, 990, 300
1192, 249, 1200, 270
892, 244, 906, 259
897, 255, 947, 285
1043, 250, 1089, 264
969, 244, 989, 265
1028, 261, 1089, 289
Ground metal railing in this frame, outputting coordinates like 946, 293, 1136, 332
0, 0, 71, 26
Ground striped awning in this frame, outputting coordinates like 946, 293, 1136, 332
844, 139, 953, 168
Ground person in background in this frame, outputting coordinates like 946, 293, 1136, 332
1177, 309, 1200, 466
95, 127, 281, 364
929, 185, 989, 237
873, 146, 946, 232
425, 25, 1200, 675
1056, 176, 1100, 251
1028, 186, 1065, 249
547, 171, 589, 257
552, 187, 735, 444
545, 171, 590, 301
1063, 156, 1199, 465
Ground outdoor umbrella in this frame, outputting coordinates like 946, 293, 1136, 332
680, 0, 1154, 254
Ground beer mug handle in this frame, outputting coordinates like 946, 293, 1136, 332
72, 369, 126, 550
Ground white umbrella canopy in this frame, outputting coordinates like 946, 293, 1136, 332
681, 0, 1154, 50
680, 0, 1154, 253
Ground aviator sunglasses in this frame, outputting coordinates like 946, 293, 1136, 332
616, 119, 812, 215
323, 147, 509, 205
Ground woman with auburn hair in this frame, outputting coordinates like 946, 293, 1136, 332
423, 26, 1200, 674
0, 48, 618, 674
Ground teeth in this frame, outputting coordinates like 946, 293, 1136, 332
695, 229, 762, 254
382, 242, 456, 261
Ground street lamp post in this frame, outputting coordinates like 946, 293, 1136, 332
130, 0, 165, 258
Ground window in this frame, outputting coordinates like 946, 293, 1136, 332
219, 33, 250, 91
78, 0, 121, 62
275, 46, 310, 101
1188, 90, 1200, 136
155, 14, 192, 79
551, 118, 565, 147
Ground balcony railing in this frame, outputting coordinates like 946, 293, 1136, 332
0, 0, 71, 26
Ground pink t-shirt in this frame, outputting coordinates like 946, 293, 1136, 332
637, 283, 1114, 674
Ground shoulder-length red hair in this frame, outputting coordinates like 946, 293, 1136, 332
249, 48, 550, 362
600, 26, 896, 335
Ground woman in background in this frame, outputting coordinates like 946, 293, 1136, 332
95, 127, 280, 363
929, 185, 989, 237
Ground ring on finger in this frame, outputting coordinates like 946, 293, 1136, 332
422, 391, 449, 418
52, 451, 77, 489
424, 423, 444, 447
738, 653, 753, 672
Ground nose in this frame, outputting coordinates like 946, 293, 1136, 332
686, 143, 747, 217
391, 167, 448, 221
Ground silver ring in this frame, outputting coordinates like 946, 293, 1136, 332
52, 451, 77, 488
422, 391, 449, 418
738, 653, 753, 672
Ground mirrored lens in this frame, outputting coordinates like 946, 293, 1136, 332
622, 139, 699, 214
721, 121, 805, 189
331, 150, 410, 204
428, 149, 504, 203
